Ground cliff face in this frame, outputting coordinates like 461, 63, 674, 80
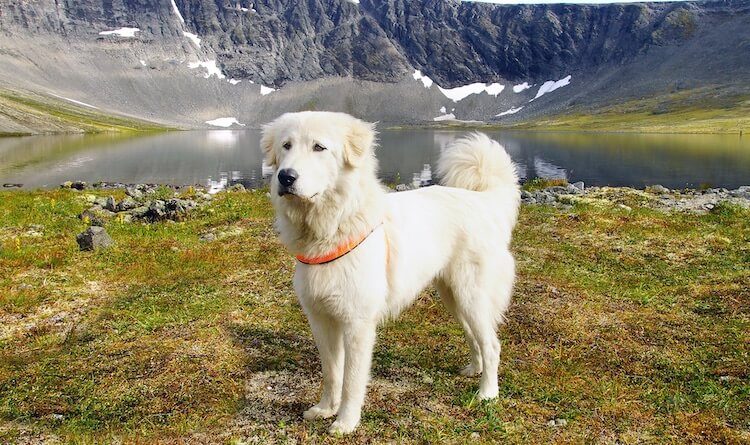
2, 0, 747, 88
0, 0, 748, 131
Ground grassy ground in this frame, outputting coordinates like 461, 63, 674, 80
0, 89, 171, 136
505, 90, 750, 134
0, 189, 748, 444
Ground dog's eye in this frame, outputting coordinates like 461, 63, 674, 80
313, 143, 327, 152
283, 142, 292, 150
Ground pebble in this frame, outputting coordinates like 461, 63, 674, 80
546, 418, 568, 427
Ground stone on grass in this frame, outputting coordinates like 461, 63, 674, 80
104, 196, 118, 212
647, 184, 669, 194
117, 197, 138, 212
546, 418, 568, 428
572, 181, 585, 191
79, 206, 115, 226
76, 226, 114, 251
71, 181, 87, 190
125, 186, 143, 200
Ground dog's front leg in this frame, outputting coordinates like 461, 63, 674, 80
328, 320, 377, 435
304, 311, 344, 420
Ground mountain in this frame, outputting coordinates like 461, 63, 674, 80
0, 0, 749, 133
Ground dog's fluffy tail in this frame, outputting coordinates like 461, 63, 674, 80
438, 132, 519, 193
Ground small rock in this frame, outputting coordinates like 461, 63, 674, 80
3, 183, 23, 188
130, 206, 149, 219
94, 196, 109, 207
71, 181, 87, 190
60, 181, 73, 189
395, 184, 409, 192
546, 418, 568, 427
118, 197, 138, 212
571, 181, 585, 192
200, 232, 217, 242
647, 184, 670, 194
76, 226, 114, 251
79, 206, 114, 226
422, 375, 434, 384
618, 204, 632, 212
470, 432, 480, 440
146, 200, 166, 221
719, 375, 731, 383
125, 186, 144, 200
104, 196, 118, 212
228, 183, 246, 192
18, 283, 33, 290
51, 413, 64, 421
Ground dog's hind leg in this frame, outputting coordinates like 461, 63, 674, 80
304, 311, 344, 420
446, 266, 502, 400
435, 279, 483, 377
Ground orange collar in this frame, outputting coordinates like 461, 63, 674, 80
296, 223, 383, 265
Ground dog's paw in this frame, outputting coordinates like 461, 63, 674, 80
460, 363, 482, 377
303, 404, 337, 420
477, 386, 499, 401
328, 419, 358, 435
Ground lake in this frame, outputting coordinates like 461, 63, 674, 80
1, 130, 749, 191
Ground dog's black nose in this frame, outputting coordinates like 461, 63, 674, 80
278, 168, 298, 187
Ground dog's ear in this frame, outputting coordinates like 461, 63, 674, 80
259, 122, 278, 167
344, 118, 376, 167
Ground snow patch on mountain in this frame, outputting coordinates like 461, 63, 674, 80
513, 82, 531, 93
188, 60, 226, 79
170, 0, 185, 23
49, 93, 99, 109
183, 32, 201, 47
413, 70, 434, 88
438, 82, 505, 102
99, 27, 140, 38
496, 106, 524, 117
260, 85, 276, 95
531, 75, 571, 101
433, 113, 456, 121
205, 117, 245, 127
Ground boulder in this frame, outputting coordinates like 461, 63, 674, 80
76, 226, 114, 251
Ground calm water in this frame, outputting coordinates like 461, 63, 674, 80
1, 130, 749, 190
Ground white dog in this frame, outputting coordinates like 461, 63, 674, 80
261, 111, 520, 434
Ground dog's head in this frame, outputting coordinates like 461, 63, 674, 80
260, 111, 376, 203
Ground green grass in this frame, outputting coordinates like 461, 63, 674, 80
0, 89, 172, 136
506, 90, 750, 134
0, 189, 748, 443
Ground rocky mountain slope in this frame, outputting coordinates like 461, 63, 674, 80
0, 0, 748, 131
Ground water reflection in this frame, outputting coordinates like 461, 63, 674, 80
1, 130, 748, 190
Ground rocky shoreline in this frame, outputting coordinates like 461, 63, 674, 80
55, 179, 750, 218
517, 182, 750, 213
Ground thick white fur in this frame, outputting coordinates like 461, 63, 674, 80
262, 112, 520, 434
